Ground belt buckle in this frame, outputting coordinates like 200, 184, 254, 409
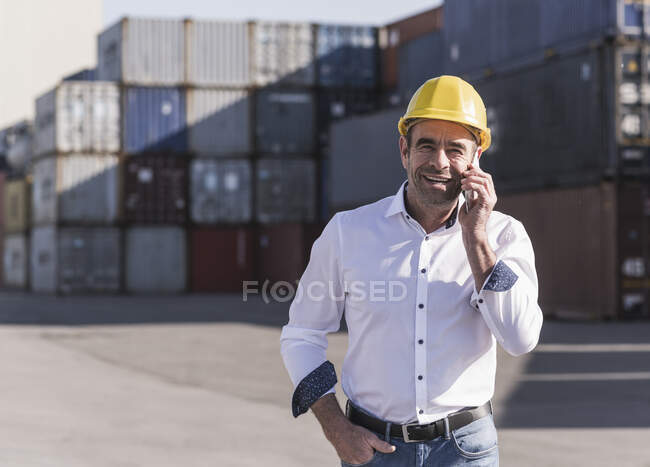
401, 421, 424, 443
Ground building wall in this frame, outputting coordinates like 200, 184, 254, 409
0, 0, 102, 128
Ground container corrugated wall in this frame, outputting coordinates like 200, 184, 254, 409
3, 233, 28, 288
252, 21, 315, 86
186, 88, 251, 157
123, 86, 187, 154
190, 227, 255, 292
329, 108, 405, 212
97, 17, 185, 85
255, 89, 315, 154
126, 226, 186, 293
397, 31, 444, 102
30, 226, 121, 293
124, 156, 188, 224
185, 20, 250, 86
256, 158, 316, 223
317, 88, 378, 151
34, 82, 120, 156
190, 159, 251, 223
4, 121, 33, 172
4, 179, 31, 233
316, 24, 377, 87
32, 155, 120, 225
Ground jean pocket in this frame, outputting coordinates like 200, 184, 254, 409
340, 449, 380, 467
450, 414, 499, 459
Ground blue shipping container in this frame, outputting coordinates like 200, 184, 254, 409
397, 31, 444, 103
316, 24, 378, 87
123, 87, 187, 154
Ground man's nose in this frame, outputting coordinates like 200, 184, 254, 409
428, 149, 450, 171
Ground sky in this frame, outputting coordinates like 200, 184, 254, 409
103, 0, 443, 27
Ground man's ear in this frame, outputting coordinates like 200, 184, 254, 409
399, 135, 409, 170
476, 146, 483, 160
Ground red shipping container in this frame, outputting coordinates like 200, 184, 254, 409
190, 227, 255, 293
256, 223, 324, 287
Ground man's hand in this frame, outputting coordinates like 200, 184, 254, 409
458, 163, 497, 235
310, 394, 396, 464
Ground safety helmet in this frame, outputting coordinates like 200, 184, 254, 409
398, 75, 491, 152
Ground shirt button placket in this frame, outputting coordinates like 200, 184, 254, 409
414, 235, 430, 422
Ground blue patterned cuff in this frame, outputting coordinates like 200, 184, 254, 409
292, 360, 337, 418
484, 260, 518, 292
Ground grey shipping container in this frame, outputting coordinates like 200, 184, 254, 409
32, 155, 120, 226
1, 120, 33, 172
125, 226, 186, 293
256, 158, 316, 223
255, 89, 315, 154
34, 81, 120, 156
124, 156, 188, 224
30, 226, 121, 293
185, 20, 251, 86
329, 108, 405, 212
190, 159, 251, 224
316, 24, 378, 87
4, 178, 31, 234
186, 88, 251, 157
252, 21, 315, 86
397, 31, 444, 104
3, 233, 28, 288
444, 0, 648, 76
97, 17, 185, 85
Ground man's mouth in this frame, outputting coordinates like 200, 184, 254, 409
422, 174, 451, 184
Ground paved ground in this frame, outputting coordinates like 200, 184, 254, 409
0, 292, 649, 466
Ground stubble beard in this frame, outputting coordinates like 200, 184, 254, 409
409, 160, 462, 210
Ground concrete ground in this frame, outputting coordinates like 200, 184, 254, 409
0, 292, 648, 466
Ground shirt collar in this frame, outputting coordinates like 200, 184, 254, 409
384, 179, 465, 230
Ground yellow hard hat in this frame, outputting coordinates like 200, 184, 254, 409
398, 75, 491, 152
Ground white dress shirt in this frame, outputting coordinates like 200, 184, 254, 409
280, 180, 543, 425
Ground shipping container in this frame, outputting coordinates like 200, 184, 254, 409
255, 89, 315, 154
443, 0, 648, 75
4, 178, 31, 233
380, 6, 443, 89
185, 19, 250, 86
256, 158, 316, 223
190, 159, 251, 224
124, 155, 188, 224
97, 17, 185, 85
123, 86, 187, 154
63, 68, 97, 81
252, 21, 315, 86
3, 233, 28, 288
34, 81, 120, 156
397, 31, 444, 103
186, 88, 251, 157
190, 227, 255, 292
316, 24, 377, 87
32, 155, 120, 226
257, 223, 323, 285
329, 108, 405, 213
1, 120, 33, 172
125, 226, 186, 293
30, 226, 121, 293
316, 88, 378, 151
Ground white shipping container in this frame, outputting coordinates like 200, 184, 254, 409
97, 17, 185, 85
253, 21, 315, 86
190, 159, 252, 223
34, 81, 120, 156
30, 226, 121, 293
186, 20, 250, 86
126, 226, 186, 293
32, 155, 120, 225
3, 233, 28, 288
186, 89, 251, 157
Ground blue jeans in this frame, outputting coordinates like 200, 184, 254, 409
340, 403, 499, 467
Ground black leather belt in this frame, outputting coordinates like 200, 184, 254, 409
345, 399, 493, 443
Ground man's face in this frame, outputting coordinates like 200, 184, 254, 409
399, 119, 479, 207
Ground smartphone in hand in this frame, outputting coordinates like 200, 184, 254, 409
464, 150, 480, 213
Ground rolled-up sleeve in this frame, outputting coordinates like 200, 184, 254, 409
280, 213, 345, 417
470, 218, 544, 357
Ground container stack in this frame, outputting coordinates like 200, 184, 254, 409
30, 80, 121, 293
1, 120, 34, 289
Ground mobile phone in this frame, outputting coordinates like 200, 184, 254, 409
464, 150, 480, 213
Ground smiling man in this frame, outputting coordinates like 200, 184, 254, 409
280, 76, 543, 466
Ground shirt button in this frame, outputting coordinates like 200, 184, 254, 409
418, 339, 424, 344
420, 268, 426, 274
478, 299, 484, 304
406, 215, 410, 219
418, 303, 424, 309
419, 409, 424, 414
425, 236, 429, 241
418, 375, 423, 380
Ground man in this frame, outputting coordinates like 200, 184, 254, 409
280, 76, 543, 466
